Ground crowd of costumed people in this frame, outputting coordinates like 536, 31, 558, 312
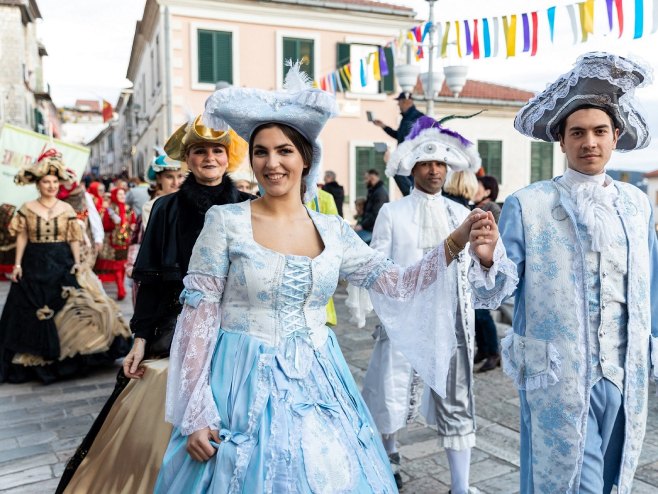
1, 50, 656, 494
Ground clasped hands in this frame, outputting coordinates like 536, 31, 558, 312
451, 208, 499, 268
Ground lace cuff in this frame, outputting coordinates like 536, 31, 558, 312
468, 240, 518, 310
165, 273, 225, 435
500, 329, 562, 390
368, 242, 458, 398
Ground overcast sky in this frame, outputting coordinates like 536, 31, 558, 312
36, 0, 658, 171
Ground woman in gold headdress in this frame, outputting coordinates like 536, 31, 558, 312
57, 116, 252, 494
0, 149, 131, 384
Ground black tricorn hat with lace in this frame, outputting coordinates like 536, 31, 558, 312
514, 52, 652, 151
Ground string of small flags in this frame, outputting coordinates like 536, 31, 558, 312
313, 0, 657, 93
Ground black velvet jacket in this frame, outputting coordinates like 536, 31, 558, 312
130, 175, 253, 345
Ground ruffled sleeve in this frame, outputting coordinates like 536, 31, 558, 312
467, 239, 518, 309
467, 196, 521, 310
66, 213, 84, 242
165, 206, 229, 435
8, 210, 26, 237
338, 219, 458, 398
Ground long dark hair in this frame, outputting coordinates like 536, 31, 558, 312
249, 123, 313, 202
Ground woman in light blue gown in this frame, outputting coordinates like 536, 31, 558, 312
154, 63, 499, 493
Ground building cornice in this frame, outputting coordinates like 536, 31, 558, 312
162, 0, 414, 33
126, 0, 161, 81
0, 0, 41, 23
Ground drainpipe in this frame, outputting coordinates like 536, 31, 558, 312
164, 5, 173, 135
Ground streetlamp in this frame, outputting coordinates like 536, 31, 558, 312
419, 0, 469, 115
424, 0, 438, 116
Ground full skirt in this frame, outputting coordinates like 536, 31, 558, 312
155, 329, 397, 493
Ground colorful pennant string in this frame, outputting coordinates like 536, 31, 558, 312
455, 20, 462, 58
441, 21, 451, 57
615, 0, 625, 37
633, 0, 643, 39
473, 19, 481, 59
482, 18, 491, 58
378, 47, 389, 76
312, 0, 657, 93
492, 17, 500, 57
464, 20, 473, 56
606, 0, 615, 30
567, 4, 579, 44
531, 12, 538, 56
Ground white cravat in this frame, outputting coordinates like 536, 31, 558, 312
412, 188, 451, 251
560, 168, 618, 252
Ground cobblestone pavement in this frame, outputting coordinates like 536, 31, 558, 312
1, 279, 657, 493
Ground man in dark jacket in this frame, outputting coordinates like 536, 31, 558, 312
355, 169, 389, 244
373, 92, 424, 196
322, 170, 345, 217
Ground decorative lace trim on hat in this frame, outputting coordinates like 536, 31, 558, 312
515, 52, 653, 151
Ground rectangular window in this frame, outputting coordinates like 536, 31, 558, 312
530, 141, 554, 183
477, 140, 502, 184
355, 146, 388, 199
197, 29, 233, 84
283, 37, 314, 81
336, 43, 395, 95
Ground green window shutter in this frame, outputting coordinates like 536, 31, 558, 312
198, 30, 232, 84
355, 147, 388, 198
213, 32, 233, 84
198, 30, 215, 83
336, 43, 350, 67
477, 140, 503, 184
283, 37, 314, 81
381, 47, 395, 94
336, 43, 351, 91
530, 141, 554, 183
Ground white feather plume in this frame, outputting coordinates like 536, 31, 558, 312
283, 59, 312, 93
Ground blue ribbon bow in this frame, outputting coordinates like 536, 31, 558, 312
218, 428, 249, 445
179, 288, 204, 308
292, 401, 341, 417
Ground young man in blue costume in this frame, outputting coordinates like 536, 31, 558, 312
469, 52, 658, 493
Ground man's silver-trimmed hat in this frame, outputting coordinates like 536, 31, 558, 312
514, 52, 652, 151
386, 116, 481, 177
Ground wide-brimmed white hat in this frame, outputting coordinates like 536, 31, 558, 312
202, 61, 338, 202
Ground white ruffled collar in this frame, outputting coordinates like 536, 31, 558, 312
561, 167, 608, 188
411, 187, 442, 201
411, 188, 450, 250
558, 168, 618, 252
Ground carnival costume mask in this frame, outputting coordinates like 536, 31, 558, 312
164, 115, 247, 172
14, 148, 73, 185
514, 51, 653, 151
386, 116, 482, 177
202, 60, 339, 202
